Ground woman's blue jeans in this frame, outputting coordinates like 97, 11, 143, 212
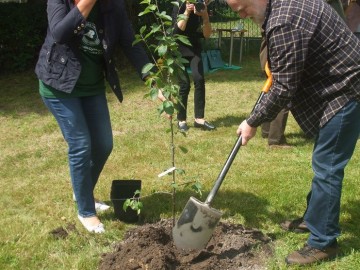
304, 100, 360, 249
42, 93, 113, 217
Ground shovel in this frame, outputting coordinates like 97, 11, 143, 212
172, 62, 273, 250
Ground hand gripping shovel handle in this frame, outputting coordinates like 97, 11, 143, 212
204, 62, 272, 206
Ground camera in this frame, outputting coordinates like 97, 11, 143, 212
195, 0, 205, 12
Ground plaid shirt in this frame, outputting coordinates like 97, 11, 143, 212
247, 0, 360, 137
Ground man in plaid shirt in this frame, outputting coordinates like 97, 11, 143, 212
226, 0, 360, 265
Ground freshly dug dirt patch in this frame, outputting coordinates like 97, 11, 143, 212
99, 219, 273, 270
49, 223, 77, 239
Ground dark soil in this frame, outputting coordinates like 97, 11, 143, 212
49, 223, 77, 239
99, 219, 273, 270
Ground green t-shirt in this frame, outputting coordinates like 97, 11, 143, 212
40, 2, 105, 98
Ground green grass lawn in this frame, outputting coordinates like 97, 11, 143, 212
0, 55, 359, 270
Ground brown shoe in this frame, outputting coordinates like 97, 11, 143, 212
285, 242, 339, 265
280, 217, 309, 233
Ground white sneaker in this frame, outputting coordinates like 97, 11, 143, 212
73, 194, 110, 212
77, 215, 105, 234
95, 201, 111, 212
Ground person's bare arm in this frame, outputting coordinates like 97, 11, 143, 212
201, 11, 212, 38
177, 2, 193, 31
75, 0, 97, 19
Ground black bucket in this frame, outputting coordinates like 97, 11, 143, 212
110, 180, 142, 223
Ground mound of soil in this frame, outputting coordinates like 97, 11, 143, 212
99, 219, 273, 270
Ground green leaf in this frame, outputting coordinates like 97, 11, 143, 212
166, 58, 174, 66
175, 168, 186, 175
176, 35, 192, 46
150, 88, 158, 100
171, 1, 179, 7
132, 39, 141, 46
144, 31, 154, 40
178, 145, 188, 153
171, 183, 179, 189
150, 24, 162, 34
163, 100, 175, 115
138, 9, 152, 16
157, 45, 168, 56
164, 92, 172, 100
136, 201, 143, 215
140, 25, 147, 34
142, 63, 155, 74
193, 182, 202, 190
157, 11, 172, 21
138, 201, 143, 209
192, 182, 203, 196
179, 57, 189, 64
157, 103, 164, 115
123, 199, 131, 212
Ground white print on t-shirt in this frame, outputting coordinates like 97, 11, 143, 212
81, 21, 102, 55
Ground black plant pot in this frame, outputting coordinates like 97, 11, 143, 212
110, 180, 142, 223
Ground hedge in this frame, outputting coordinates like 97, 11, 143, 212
0, 2, 47, 75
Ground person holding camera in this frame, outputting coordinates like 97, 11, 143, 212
172, 0, 216, 132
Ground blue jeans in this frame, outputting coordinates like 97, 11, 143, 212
42, 94, 113, 217
304, 100, 360, 249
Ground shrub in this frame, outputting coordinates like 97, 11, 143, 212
0, 2, 47, 75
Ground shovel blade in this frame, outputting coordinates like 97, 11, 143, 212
172, 196, 222, 250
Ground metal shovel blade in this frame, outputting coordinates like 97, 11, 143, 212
173, 136, 242, 250
172, 196, 223, 250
